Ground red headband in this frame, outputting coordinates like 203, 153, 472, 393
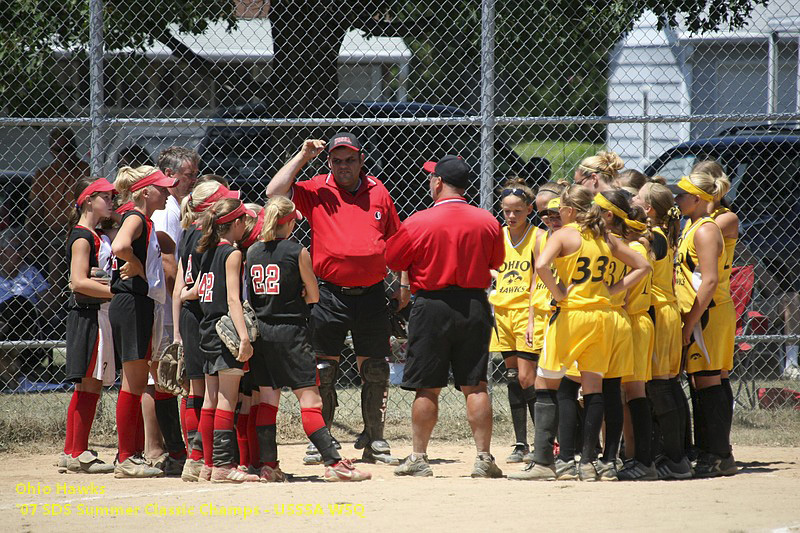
215, 202, 256, 225
277, 210, 300, 225
240, 209, 265, 249
115, 201, 135, 214
77, 178, 116, 206
129, 170, 178, 192
191, 185, 240, 212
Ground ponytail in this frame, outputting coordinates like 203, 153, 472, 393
260, 196, 296, 243
196, 198, 241, 253
560, 183, 606, 238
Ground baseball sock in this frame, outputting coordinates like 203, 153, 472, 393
601, 378, 623, 463
670, 377, 689, 454
581, 393, 604, 464
688, 378, 703, 452
116, 390, 141, 463
721, 377, 734, 422
532, 389, 558, 465
627, 397, 652, 466
247, 403, 261, 468
236, 413, 250, 467
523, 386, 537, 430
507, 376, 527, 446
180, 396, 188, 450
135, 406, 145, 456
64, 390, 79, 456
303, 407, 341, 465
199, 408, 215, 467
71, 391, 100, 457
154, 391, 186, 459
256, 403, 279, 468
697, 385, 731, 458
556, 378, 581, 462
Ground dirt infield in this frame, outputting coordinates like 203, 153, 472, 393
1, 443, 799, 532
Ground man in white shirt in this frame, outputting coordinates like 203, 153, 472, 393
147, 146, 199, 475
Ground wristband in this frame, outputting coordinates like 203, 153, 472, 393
400, 284, 410, 289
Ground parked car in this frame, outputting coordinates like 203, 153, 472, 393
199, 101, 550, 217
645, 123, 800, 345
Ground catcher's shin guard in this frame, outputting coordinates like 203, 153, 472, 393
212, 430, 237, 467
532, 390, 558, 466
317, 359, 340, 428
359, 358, 398, 465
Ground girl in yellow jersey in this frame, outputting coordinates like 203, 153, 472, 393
692, 160, 739, 409
489, 178, 542, 463
633, 182, 692, 479
616, 205, 658, 480
674, 171, 737, 478
509, 184, 651, 481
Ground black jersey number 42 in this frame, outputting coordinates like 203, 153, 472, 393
251, 264, 280, 295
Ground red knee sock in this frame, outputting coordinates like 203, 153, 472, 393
236, 413, 250, 467
135, 407, 145, 456
214, 409, 235, 431
116, 390, 142, 463
247, 404, 260, 468
199, 408, 215, 467
64, 391, 79, 455
301, 407, 326, 437
71, 391, 100, 457
180, 396, 188, 449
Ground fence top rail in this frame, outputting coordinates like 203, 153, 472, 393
2, 113, 800, 129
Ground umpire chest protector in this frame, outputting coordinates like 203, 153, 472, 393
111, 210, 151, 296
198, 242, 237, 351
246, 239, 309, 321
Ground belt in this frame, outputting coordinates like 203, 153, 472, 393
319, 280, 379, 296
416, 286, 486, 296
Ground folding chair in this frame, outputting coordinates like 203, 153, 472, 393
730, 265, 769, 408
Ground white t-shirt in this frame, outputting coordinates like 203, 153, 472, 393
151, 195, 182, 325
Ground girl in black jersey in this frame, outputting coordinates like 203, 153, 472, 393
172, 177, 240, 482
184, 198, 258, 484
61, 176, 116, 474
109, 165, 176, 478
246, 196, 371, 482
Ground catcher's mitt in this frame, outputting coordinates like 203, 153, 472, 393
157, 342, 187, 396
216, 300, 259, 357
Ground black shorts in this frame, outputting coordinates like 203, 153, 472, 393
201, 322, 245, 375
179, 306, 204, 381
239, 371, 256, 395
109, 292, 154, 363
401, 289, 493, 391
501, 350, 540, 363
65, 307, 100, 383
310, 282, 390, 359
251, 321, 318, 390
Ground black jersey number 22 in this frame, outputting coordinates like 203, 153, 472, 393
251, 264, 281, 295
571, 256, 609, 284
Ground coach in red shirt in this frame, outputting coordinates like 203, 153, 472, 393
266, 133, 405, 466
386, 155, 505, 479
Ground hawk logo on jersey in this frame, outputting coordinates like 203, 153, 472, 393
689, 352, 702, 361
502, 270, 523, 283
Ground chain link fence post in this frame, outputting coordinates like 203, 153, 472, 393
89, 0, 105, 177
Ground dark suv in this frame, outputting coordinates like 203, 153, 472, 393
645, 123, 800, 317
198, 101, 549, 218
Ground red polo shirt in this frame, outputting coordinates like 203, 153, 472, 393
292, 173, 400, 287
385, 197, 504, 292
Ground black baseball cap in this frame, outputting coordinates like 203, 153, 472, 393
422, 155, 471, 188
327, 132, 361, 152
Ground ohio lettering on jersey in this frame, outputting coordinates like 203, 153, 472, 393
496, 258, 532, 295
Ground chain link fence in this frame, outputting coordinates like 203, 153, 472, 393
1, 0, 800, 448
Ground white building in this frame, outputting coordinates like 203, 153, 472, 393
607, 4, 800, 167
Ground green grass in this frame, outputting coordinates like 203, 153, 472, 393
513, 140, 605, 182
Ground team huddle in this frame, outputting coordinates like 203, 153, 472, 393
57, 132, 737, 483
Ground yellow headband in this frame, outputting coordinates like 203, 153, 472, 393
594, 193, 628, 220
624, 218, 647, 231
547, 198, 560, 209
677, 176, 714, 202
